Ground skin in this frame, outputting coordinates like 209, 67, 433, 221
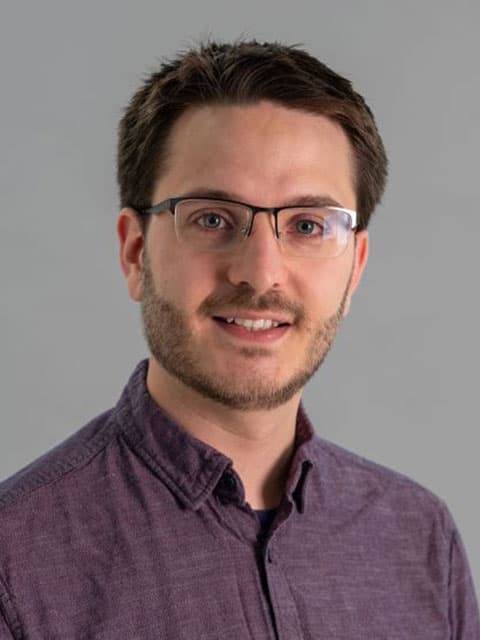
118, 101, 369, 509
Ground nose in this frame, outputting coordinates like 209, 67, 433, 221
224, 211, 288, 294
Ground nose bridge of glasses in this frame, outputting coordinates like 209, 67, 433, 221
245, 206, 280, 239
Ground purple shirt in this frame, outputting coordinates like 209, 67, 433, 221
0, 360, 478, 639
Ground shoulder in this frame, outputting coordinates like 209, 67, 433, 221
0, 406, 118, 513
308, 434, 454, 537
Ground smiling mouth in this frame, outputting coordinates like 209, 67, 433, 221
213, 317, 291, 332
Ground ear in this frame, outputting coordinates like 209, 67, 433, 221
117, 208, 144, 302
342, 230, 369, 317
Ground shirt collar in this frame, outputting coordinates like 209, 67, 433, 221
116, 360, 316, 513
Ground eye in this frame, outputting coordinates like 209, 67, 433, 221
195, 211, 231, 230
294, 218, 326, 236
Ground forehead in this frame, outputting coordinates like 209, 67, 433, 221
154, 101, 356, 209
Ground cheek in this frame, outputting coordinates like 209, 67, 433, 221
299, 260, 352, 320
308, 282, 341, 318
149, 248, 216, 311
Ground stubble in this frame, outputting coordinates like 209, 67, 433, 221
140, 250, 351, 411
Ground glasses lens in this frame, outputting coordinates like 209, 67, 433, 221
174, 199, 250, 251
278, 207, 353, 257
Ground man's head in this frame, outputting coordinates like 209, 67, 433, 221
117, 40, 387, 234
117, 40, 387, 410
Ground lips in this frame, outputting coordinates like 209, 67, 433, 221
212, 317, 291, 343
214, 317, 290, 329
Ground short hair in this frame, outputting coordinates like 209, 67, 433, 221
117, 40, 388, 234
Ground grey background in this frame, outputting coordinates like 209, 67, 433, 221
1, 0, 478, 593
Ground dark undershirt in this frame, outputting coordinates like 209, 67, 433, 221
255, 509, 276, 533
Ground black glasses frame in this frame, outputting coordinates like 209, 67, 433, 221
137, 196, 357, 239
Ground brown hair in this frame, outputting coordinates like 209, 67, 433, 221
117, 40, 387, 233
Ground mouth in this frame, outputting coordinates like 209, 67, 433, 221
213, 316, 292, 331
212, 316, 292, 343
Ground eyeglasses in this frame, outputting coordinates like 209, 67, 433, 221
138, 196, 357, 258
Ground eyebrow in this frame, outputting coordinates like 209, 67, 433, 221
178, 187, 344, 209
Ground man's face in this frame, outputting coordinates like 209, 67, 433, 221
120, 101, 368, 411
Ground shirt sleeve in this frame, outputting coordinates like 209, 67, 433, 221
0, 608, 14, 640
448, 523, 480, 639
0, 582, 18, 640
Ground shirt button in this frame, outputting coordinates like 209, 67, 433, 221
219, 472, 236, 492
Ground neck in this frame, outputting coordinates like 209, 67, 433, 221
146, 357, 301, 510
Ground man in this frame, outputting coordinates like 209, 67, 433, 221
0, 40, 478, 639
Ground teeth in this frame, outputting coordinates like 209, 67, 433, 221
227, 317, 280, 331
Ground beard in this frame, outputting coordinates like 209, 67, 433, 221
140, 250, 351, 411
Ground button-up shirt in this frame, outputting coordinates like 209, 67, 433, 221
0, 360, 478, 638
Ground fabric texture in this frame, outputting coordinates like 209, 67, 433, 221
0, 360, 478, 639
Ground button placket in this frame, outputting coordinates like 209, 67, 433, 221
267, 548, 274, 564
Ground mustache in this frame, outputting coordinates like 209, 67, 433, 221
199, 288, 305, 323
